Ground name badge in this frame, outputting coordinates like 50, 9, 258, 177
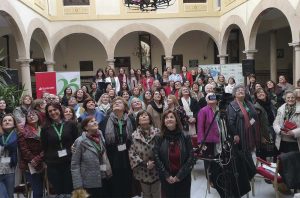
58, 149, 67, 158
100, 164, 107, 171
250, 118, 255, 126
117, 144, 126, 151
1, 157, 11, 163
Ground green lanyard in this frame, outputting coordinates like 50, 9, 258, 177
90, 140, 102, 153
243, 102, 251, 114
52, 123, 64, 149
2, 132, 14, 145
118, 119, 124, 143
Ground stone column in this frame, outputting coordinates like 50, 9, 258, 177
106, 58, 115, 69
270, 31, 277, 82
243, 49, 258, 60
289, 42, 300, 86
44, 61, 55, 72
164, 56, 173, 69
16, 58, 33, 96
218, 54, 228, 64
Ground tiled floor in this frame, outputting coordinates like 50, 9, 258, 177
15, 160, 296, 198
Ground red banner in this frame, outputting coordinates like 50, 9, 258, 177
35, 72, 56, 98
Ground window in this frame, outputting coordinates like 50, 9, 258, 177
183, 0, 207, 3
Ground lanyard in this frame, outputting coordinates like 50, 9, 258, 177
118, 119, 124, 143
243, 102, 251, 114
52, 123, 64, 149
90, 140, 102, 153
2, 132, 14, 145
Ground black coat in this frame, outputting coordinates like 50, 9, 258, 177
178, 97, 200, 119
153, 131, 195, 181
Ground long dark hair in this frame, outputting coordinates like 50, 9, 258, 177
45, 102, 64, 126
161, 110, 182, 136
136, 110, 153, 127
95, 68, 105, 80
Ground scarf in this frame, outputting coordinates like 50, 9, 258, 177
181, 97, 192, 114
257, 99, 275, 124
98, 103, 110, 114
0, 129, 18, 167
237, 100, 256, 151
23, 124, 41, 139
87, 133, 100, 145
150, 101, 163, 113
284, 103, 296, 121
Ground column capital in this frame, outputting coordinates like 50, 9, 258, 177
106, 58, 115, 62
288, 42, 300, 47
16, 58, 33, 65
217, 54, 228, 58
44, 61, 56, 65
242, 49, 258, 54
164, 56, 173, 61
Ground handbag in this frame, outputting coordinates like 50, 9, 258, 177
100, 151, 112, 179
282, 120, 297, 131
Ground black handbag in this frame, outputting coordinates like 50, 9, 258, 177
279, 151, 300, 189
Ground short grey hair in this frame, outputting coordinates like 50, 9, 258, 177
231, 84, 246, 98
283, 89, 296, 100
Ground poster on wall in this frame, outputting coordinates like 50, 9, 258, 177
35, 72, 57, 99
198, 64, 244, 85
198, 64, 221, 81
56, 72, 81, 97
221, 64, 244, 85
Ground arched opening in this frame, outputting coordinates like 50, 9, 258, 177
250, 8, 293, 83
114, 31, 165, 74
53, 33, 107, 87
172, 30, 218, 72
225, 26, 245, 63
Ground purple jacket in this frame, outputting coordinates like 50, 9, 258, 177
197, 105, 220, 143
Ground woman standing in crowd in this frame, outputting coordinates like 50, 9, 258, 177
81, 85, 89, 95
18, 110, 44, 198
106, 68, 120, 94
142, 70, 154, 91
265, 80, 284, 109
154, 110, 194, 198
147, 90, 163, 130
74, 89, 88, 105
93, 68, 106, 83
61, 87, 73, 107
162, 71, 169, 84
129, 110, 160, 198
181, 66, 193, 85
104, 97, 134, 197
89, 82, 98, 100
97, 93, 111, 115
0, 99, 7, 120
120, 90, 131, 105
253, 88, 276, 160
118, 68, 129, 87
40, 103, 78, 196
216, 74, 226, 93
179, 87, 198, 136
128, 98, 144, 131
32, 99, 47, 125
129, 69, 138, 89
191, 83, 204, 102
130, 87, 143, 102
246, 74, 257, 101
79, 98, 105, 124
68, 96, 83, 118
0, 114, 18, 198
63, 106, 77, 123
227, 84, 258, 151
136, 69, 142, 83
143, 90, 152, 108
225, 77, 236, 94
13, 95, 33, 126
165, 95, 189, 132
273, 90, 300, 153
153, 67, 162, 84
196, 67, 206, 82
191, 70, 197, 82
71, 117, 111, 198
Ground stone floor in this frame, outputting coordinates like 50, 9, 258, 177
14, 160, 296, 198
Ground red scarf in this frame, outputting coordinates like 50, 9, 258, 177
87, 133, 100, 144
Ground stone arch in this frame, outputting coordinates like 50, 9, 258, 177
247, 0, 297, 50
169, 23, 220, 55
220, 15, 247, 55
0, 2, 27, 58
27, 19, 52, 61
108, 23, 168, 58
51, 25, 109, 57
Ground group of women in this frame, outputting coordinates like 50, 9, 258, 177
0, 65, 300, 198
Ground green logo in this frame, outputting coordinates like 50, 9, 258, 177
58, 77, 79, 96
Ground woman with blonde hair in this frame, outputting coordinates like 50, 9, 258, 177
96, 93, 111, 115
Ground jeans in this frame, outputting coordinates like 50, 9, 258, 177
25, 172, 43, 198
0, 173, 15, 198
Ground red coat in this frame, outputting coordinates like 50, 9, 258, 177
141, 77, 154, 91
180, 72, 193, 85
